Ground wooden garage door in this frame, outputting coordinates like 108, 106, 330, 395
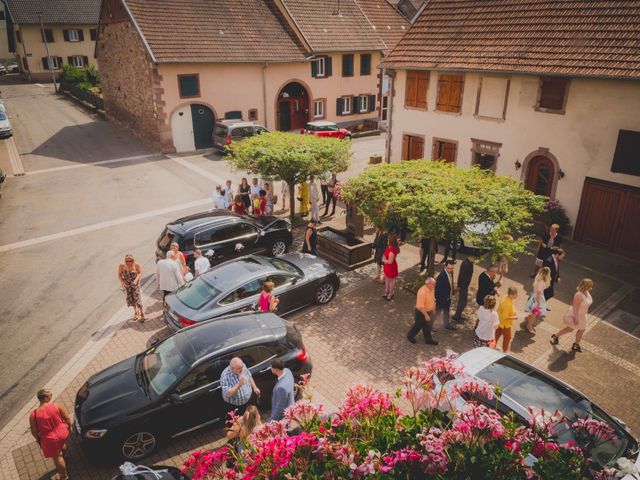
574, 178, 640, 259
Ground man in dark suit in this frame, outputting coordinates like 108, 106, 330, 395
269, 359, 294, 422
543, 248, 564, 300
453, 254, 475, 323
435, 260, 456, 331
476, 264, 499, 305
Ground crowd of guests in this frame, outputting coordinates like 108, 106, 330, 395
212, 178, 276, 216
296, 172, 339, 222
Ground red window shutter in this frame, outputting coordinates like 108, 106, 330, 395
402, 135, 410, 160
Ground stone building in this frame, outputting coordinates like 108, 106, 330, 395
382, 0, 640, 259
4, 0, 100, 81
96, 0, 408, 153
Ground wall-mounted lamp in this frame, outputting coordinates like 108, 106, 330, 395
514, 160, 522, 170
558, 169, 565, 179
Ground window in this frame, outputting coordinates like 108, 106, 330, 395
248, 108, 258, 121
230, 126, 255, 140
360, 54, 371, 76
611, 130, 640, 176
268, 274, 297, 288
15, 30, 21, 43
235, 346, 274, 368
432, 139, 457, 163
342, 54, 354, 77
311, 56, 332, 78
471, 139, 501, 171
41, 28, 54, 43
313, 99, 325, 119
255, 126, 268, 135
404, 70, 428, 109
90, 28, 97, 41
64, 29, 83, 42
357, 95, 368, 113
536, 76, 569, 113
339, 96, 352, 115
475, 76, 510, 120
0, 11, 5, 20
381, 96, 389, 121
178, 74, 200, 98
436, 74, 464, 113
401, 134, 424, 160
195, 227, 224, 246
68, 55, 87, 68
231, 222, 258, 239
175, 276, 221, 310
42, 56, 61, 70
220, 278, 265, 304
174, 361, 218, 395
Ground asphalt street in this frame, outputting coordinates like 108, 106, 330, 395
0, 83, 383, 429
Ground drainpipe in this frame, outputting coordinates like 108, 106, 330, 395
385, 69, 395, 163
262, 63, 268, 129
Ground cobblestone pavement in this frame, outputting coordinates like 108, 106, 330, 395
3, 234, 640, 479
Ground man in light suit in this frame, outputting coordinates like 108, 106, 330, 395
269, 358, 294, 422
157, 251, 185, 300
435, 260, 456, 331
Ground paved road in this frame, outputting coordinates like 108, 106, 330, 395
0, 83, 385, 429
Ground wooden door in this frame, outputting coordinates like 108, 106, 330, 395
190, 104, 214, 149
525, 156, 555, 197
278, 100, 291, 131
574, 178, 640, 259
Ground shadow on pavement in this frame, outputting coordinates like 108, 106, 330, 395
547, 347, 578, 372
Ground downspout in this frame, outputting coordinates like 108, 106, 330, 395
262, 62, 268, 129
385, 69, 395, 163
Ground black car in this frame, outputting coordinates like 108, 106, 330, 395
165, 253, 340, 330
74, 312, 312, 462
156, 211, 292, 269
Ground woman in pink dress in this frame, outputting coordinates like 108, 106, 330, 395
258, 281, 279, 312
29, 388, 72, 480
550, 278, 594, 352
382, 235, 400, 301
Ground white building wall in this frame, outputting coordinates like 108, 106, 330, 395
389, 70, 640, 226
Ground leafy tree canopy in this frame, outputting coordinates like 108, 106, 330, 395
341, 160, 545, 262
229, 132, 351, 219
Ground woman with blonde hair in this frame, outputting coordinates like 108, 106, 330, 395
170, 242, 189, 276
226, 404, 262, 452
258, 281, 279, 312
474, 295, 499, 348
550, 278, 594, 352
524, 266, 551, 333
118, 254, 144, 321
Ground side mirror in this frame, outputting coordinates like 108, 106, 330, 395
168, 393, 183, 405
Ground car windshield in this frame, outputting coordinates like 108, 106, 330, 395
142, 336, 190, 396
478, 358, 632, 467
0, 112, 7, 121
266, 258, 301, 275
175, 276, 220, 309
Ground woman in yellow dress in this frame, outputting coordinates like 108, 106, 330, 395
298, 180, 309, 215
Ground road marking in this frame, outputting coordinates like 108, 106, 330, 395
25, 152, 164, 175
170, 155, 227, 184
0, 198, 211, 253
5, 136, 24, 176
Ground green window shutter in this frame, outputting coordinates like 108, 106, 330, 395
325, 57, 332, 77
63, 29, 69, 41
311, 59, 318, 78
354, 96, 361, 113
360, 54, 371, 75
78, 29, 84, 41
336, 97, 343, 116
369, 95, 376, 112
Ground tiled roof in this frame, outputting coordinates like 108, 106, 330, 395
382, 0, 640, 80
124, 0, 307, 63
5, 0, 100, 24
280, 0, 387, 52
355, 0, 411, 52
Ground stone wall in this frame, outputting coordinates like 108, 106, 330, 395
96, 18, 165, 150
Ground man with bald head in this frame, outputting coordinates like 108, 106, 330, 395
407, 277, 438, 345
219, 357, 261, 415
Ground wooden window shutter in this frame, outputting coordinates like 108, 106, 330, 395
415, 72, 428, 109
539, 77, 567, 110
410, 137, 424, 160
443, 142, 457, 163
368, 94, 376, 112
437, 75, 452, 112
78, 29, 84, 41
336, 97, 343, 116
41, 57, 48, 69
402, 135, 410, 160
405, 71, 418, 107
437, 74, 463, 112
311, 60, 318, 78
325, 57, 332, 77
63, 29, 69, 41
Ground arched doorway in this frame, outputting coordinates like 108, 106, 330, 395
277, 81, 309, 131
170, 103, 215, 152
525, 155, 556, 197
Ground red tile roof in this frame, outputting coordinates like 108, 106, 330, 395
355, 0, 411, 52
124, 0, 307, 63
382, 0, 640, 80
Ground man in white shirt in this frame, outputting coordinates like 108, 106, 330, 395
193, 249, 210, 276
250, 178, 261, 198
157, 251, 185, 300
308, 175, 320, 223
224, 179, 234, 210
212, 185, 227, 209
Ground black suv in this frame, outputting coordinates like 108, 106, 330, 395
74, 312, 312, 462
156, 211, 292, 268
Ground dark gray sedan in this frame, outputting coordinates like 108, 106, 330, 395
164, 253, 339, 331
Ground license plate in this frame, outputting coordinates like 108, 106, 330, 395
74, 417, 81, 435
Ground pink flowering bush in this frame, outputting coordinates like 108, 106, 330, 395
183, 355, 629, 479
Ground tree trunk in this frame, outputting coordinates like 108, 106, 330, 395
427, 238, 437, 276
288, 181, 296, 223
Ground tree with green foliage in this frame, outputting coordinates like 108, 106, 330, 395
340, 160, 545, 274
229, 132, 351, 222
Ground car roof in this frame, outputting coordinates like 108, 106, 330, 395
307, 121, 337, 127
200, 256, 276, 292
176, 312, 286, 366
167, 211, 249, 235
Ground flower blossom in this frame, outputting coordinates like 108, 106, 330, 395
283, 401, 323, 429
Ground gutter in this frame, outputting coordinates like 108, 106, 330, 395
385, 69, 395, 163
121, 0, 157, 63
262, 63, 268, 129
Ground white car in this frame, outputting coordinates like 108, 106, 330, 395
0, 110, 12, 138
443, 348, 639, 477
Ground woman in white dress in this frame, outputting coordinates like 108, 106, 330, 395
524, 267, 551, 334
549, 278, 593, 352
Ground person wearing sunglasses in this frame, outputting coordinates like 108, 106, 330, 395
118, 254, 145, 321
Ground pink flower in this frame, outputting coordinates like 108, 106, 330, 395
571, 418, 617, 444
283, 401, 323, 428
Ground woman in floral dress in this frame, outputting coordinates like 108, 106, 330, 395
118, 254, 144, 321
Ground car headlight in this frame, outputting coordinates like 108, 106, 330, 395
84, 429, 108, 439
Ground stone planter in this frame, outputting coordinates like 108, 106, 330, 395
316, 226, 373, 270
369, 155, 383, 164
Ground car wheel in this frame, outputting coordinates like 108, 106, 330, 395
120, 430, 158, 460
269, 238, 288, 256
315, 281, 336, 305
